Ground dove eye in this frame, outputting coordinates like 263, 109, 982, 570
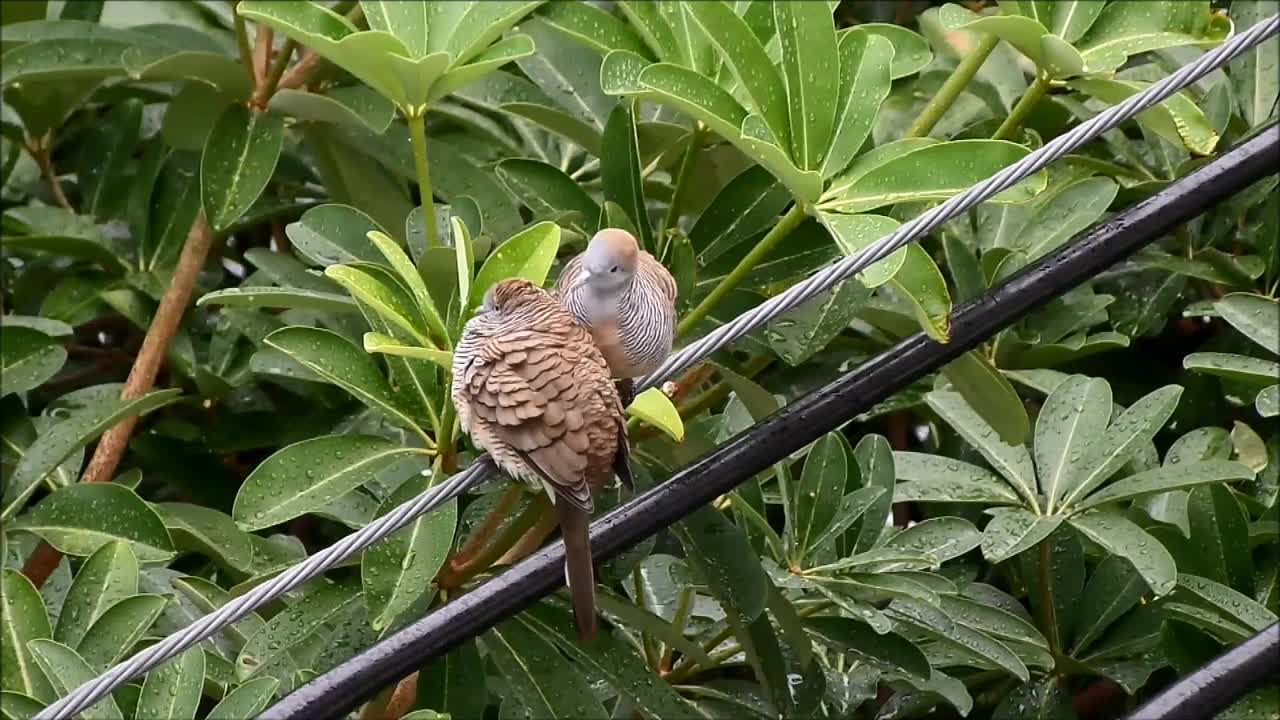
610, 266, 619, 273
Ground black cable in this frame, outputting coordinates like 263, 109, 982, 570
1126, 623, 1279, 720
262, 125, 1280, 720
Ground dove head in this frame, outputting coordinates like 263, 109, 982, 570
482, 278, 545, 316
577, 228, 639, 295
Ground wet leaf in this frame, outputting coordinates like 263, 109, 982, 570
1, 569, 55, 702
75, 594, 167, 672
135, 645, 203, 720
483, 615, 607, 720
53, 541, 137, 650
29, 640, 121, 719
11, 484, 174, 562
204, 676, 279, 719
362, 471, 456, 631
627, 387, 683, 442
155, 503, 254, 570
1069, 510, 1176, 595
0, 326, 67, 397
236, 579, 363, 681
200, 104, 284, 232
467, 221, 561, 317
982, 508, 1063, 564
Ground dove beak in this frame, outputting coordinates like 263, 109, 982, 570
576, 268, 593, 285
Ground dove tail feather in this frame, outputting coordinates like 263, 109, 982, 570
554, 501, 598, 642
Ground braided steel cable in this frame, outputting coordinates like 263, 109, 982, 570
35, 14, 1279, 720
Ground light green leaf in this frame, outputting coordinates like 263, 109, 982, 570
361, 0, 430, 58
893, 452, 1022, 505
1035, 375, 1112, 512
627, 387, 684, 442
155, 503, 254, 570
447, 1, 544, 69
818, 212, 903, 288
686, 0, 790, 151
853, 23, 933, 79
483, 616, 608, 720
1076, 1, 1233, 73
1075, 460, 1255, 510
1069, 78, 1218, 155
891, 243, 953, 342
364, 230, 449, 344
764, 278, 870, 366
11, 484, 175, 563
1216, 292, 1279, 356
363, 332, 453, 371
884, 517, 981, 564
822, 30, 893, 178
53, 541, 137, 650
941, 350, 1030, 446
28, 640, 121, 720
1068, 510, 1176, 595
466, 220, 561, 315
236, 579, 363, 681
536, 1, 652, 58
0, 326, 67, 397
1061, 385, 1183, 508
204, 677, 279, 719
792, 433, 848, 559
822, 139, 1043, 214
981, 508, 1063, 564
136, 645, 203, 720
1183, 352, 1280, 385
264, 326, 425, 438
1229, 0, 1279, 128
196, 287, 358, 314
773, 0, 838, 171
1, 570, 55, 703
200, 104, 285, 233
926, 390, 1039, 508
234, 435, 427, 531
76, 595, 167, 672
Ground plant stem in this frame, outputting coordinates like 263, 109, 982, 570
1038, 536, 1061, 655
659, 588, 695, 672
676, 203, 808, 338
906, 33, 1000, 139
658, 126, 703, 258
253, 39, 296, 109
406, 109, 440, 249
449, 485, 524, 568
440, 492, 547, 589
29, 140, 73, 212
233, 10, 256, 81
994, 73, 1052, 141
23, 214, 217, 588
251, 25, 273, 87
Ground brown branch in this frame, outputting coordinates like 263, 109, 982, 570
28, 141, 73, 212
22, 213, 217, 588
276, 50, 322, 91
252, 25, 273, 88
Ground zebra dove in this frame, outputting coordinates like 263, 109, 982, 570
555, 228, 677, 406
452, 278, 630, 641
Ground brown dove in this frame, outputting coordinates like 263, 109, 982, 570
555, 228, 677, 406
452, 278, 630, 641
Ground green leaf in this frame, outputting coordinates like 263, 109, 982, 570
805, 616, 930, 680
1069, 78, 1218, 155
1, 570, 55, 702
1035, 375, 1112, 512
269, 85, 395, 133
851, 435, 895, 553
446, 1, 544, 69
140, 151, 201, 271
361, 0, 430, 58
893, 451, 1022, 505
363, 230, 450, 344
75, 97, 141, 221
819, 212, 904, 288
0, 37, 131, 85
121, 46, 250, 98
1187, 484, 1253, 594
135, 645, 203, 720
362, 471, 457, 631
853, 23, 933, 79
12, 483, 174, 562
53, 541, 137, 650
236, 579, 363, 681
981, 508, 1063, 564
514, 16, 614, 133
773, 0, 838, 171
941, 350, 1030, 446
483, 616, 608, 720
1070, 555, 1149, 655
536, 1, 652, 58
1183, 352, 1280, 385
363, 332, 453, 371
204, 677, 279, 719
518, 601, 699, 719
884, 517, 982, 564
416, 637, 486, 719
685, 0, 790, 151
1062, 384, 1183, 508
2, 205, 129, 273
1172, 574, 1277, 633
764, 278, 870, 366
264, 326, 425, 438
234, 434, 427, 531
196, 287, 359, 315
1229, 0, 1279, 128
822, 139, 1043, 214
675, 505, 768, 621
929, 388, 1041, 509
1257, 385, 1279, 417
888, 597, 1030, 681
1069, 510, 1176, 595
1016, 176, 1120, 261
601, 103, 652, 251
76, 594, 167, 672
790, 433, 848, 561
1076, 460, 1255, 510
285, 204, 385, 267
155, 503, 254, 570
496, 159, 601, 237
626, 387, 683, 442
1075, 1, 1232, 73
200, 104, 285, 233
0, 691, 46, 720
28, 640, 121, 720
466, 220, 561, 315
0, 326, 67, 397
822, 30, 893, 178
1216, 292, 1279, 356
992, 679, 1074, 720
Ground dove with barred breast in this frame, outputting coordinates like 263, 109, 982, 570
452, 278, 630, 641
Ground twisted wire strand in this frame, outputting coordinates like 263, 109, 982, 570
36, 15, 1278, 720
